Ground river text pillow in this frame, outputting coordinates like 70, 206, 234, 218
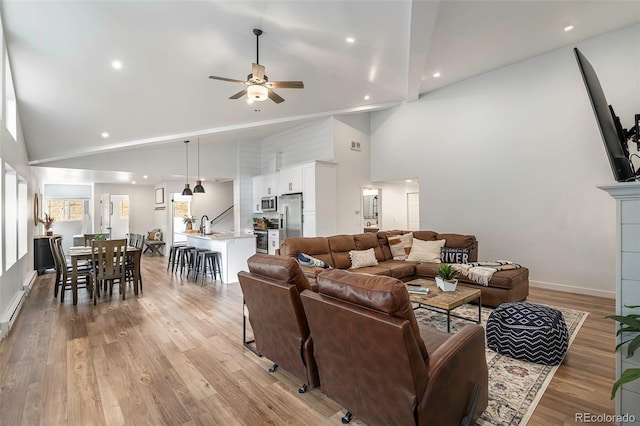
406, 238, 446, 263
441, 247, 471, 264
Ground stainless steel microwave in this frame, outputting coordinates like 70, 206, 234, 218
261, 196, 277, 211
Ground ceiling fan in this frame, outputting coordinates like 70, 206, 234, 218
209, 29, 304, 104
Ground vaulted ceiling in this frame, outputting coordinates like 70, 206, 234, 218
2, 0, 638, 184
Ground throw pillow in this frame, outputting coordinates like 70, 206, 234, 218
152, 231, 162, 241
297, 252, 330, 269
387, 232, 413, 260
441, 247, 471, 264
406, 239, 446, 263
349, 248, 378, 269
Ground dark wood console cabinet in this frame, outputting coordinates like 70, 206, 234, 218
34, 235, 57, 275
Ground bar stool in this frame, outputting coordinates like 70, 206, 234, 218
194, 250, 222, 286
167, 242, 186, 272
176, 246, 195, 276
184, 247, 208, 278
187, 247, 209, 281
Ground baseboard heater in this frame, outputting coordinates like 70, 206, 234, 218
0, 290, 26, 339
0, 272, 35, 339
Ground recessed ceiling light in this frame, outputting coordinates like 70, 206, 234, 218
564, 25, 574, 32
131, 181, 136, 184
433, 72, 441, 78
143, 175, 148, 179
405, 179, 412, 183
101, 132, 109, 138
346, 37, 355, 44
111, 59, 123, 70
364, 95, 370, 101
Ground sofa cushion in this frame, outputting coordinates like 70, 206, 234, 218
406, 239, 445, 263
412, 230, 438, 242
379, 260, 418, 279
279, 237, 334, 268
350, 266, 392, 276
354, 232, 385, 261
415, 262, 529, 290
328, 235, 357, 269
388, 232, 413, 260
316, 269, 428, 360
349, 248, 379, 269
247, 254, 312, 293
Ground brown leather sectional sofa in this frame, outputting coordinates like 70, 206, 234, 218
278, 230, 529, 307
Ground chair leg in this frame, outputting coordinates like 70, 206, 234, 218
341, 412, 352, 424
298, 383, 308, 394
268, 364, 278, 373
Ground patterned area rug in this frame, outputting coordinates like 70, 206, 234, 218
413, 303, 588, 426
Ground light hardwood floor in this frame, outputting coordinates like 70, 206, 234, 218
0, 256, 616, 425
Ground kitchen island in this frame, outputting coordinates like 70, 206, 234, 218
182, 232, 256, 283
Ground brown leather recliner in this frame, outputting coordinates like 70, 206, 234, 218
301, 269, 488, 426
238, 254, 320, 393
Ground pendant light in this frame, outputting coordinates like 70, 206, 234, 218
193, 138, 205, 193
182, 140, 193, 196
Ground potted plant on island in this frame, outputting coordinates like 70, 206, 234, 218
434, 263, 459, 292
183, 215, 197, 231
39, 213, 55, 236
607, 305, 640, 399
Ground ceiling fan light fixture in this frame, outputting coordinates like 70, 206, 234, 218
247, 84, 268, 101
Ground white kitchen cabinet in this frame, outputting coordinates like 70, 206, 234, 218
278, 165, 303, 195
262, 173, 277, 196
268, 229, 280, 255
252, 175, 263, 213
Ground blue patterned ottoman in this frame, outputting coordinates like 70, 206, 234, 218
486, 302, 569, 365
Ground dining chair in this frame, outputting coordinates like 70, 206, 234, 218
91, 239, 128, 305
54, 238, 93, 303
49, 236, 63, 297
125, 234, 144, 289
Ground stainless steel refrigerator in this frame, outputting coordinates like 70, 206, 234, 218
279, 193, 303, 239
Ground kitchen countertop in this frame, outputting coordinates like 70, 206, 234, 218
179, 232, 255, 240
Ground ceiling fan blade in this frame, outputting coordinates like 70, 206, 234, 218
268, 81, 304, 89
268, 89, 285, 104
252, 63, 265, 81
229, 88, 247, 99
209, 75, 247, 84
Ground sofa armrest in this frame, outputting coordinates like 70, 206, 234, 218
417, 325, 488, 424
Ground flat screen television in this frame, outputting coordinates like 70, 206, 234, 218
574, 47, 636, 182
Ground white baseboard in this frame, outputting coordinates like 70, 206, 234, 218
530, 280, 615, 299
0, 290, 26, 339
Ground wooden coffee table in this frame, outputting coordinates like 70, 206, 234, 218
406, 279, 482, 333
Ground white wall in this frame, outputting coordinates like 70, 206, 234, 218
333, 114, 372, 234
370, 24, 640, 297
188, 180, 234, 231
377, 182, 420, 231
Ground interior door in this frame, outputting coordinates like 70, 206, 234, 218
407, 192, 420, 231
110, 195, 130, 240
100, 193, 111, 238
172, 194, 191, 243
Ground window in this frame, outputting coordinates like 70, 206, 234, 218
119, 199, 129, 219
4, 163, 17, 268
18, 177, 27, 258
174, 200, 189, 218
46, 199, 85, 221
5, 50, 17, 140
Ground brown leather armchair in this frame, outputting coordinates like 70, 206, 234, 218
301, 269, 488, 425
238, 254, 320, 393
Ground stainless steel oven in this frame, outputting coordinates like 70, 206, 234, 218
255, 229, 268, 254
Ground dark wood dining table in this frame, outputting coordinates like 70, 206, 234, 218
68, 246, 142, 305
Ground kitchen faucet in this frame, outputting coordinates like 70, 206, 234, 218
199, 215, 209, 234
